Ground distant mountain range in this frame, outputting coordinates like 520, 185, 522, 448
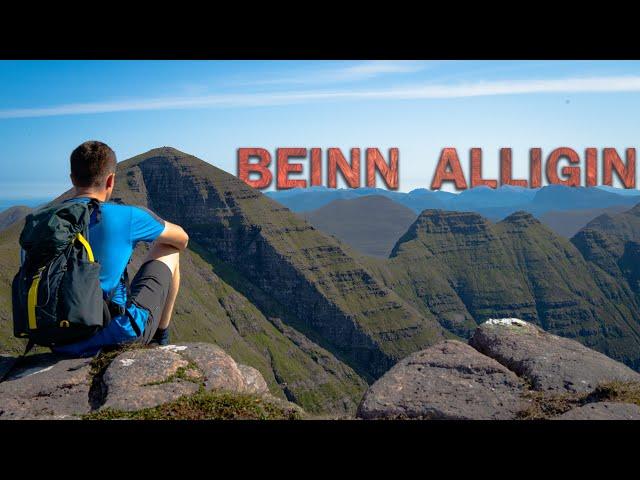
268, 184, 640, 221
302, 196, 417, 258
298, 195, 639, 257
539, 206, 630, 238
3, 149, 640, 416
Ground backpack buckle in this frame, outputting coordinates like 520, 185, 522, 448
107, 301, 126, 318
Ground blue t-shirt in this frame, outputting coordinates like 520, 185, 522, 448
53, 198, 166, 357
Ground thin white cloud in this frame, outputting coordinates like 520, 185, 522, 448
239, 60, 430, 86
2, 75, 640, 120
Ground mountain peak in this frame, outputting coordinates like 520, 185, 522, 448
501, 210, 540, 226
144, 146, 189, 157
120, 146, 201, 169
403, 209, 492, 239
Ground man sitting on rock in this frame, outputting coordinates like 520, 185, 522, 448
52, 141, 189, 356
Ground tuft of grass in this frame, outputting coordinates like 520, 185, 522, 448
517, 381, 640, 419
83, 390, 303, 420
516, 391, 584, 420
89, 343, 149, 378
588, 381, 640, 406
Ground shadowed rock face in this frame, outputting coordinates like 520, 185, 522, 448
0, 354, 93, 420
358, 319, 640, 420
357, 340, 528, 420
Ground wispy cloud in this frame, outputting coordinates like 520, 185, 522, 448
241, 60, 429, 86
2, 75, 640, 120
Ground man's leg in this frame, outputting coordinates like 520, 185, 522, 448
159, 256, 180, 330
129, 242, 181, 345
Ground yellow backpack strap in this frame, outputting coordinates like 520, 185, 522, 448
27, 267, 45, 330
75, 233, 95, 263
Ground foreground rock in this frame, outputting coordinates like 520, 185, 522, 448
100, 348, 200, 411
357, 340, 528, 420
0, 353, 93, 420
359, 320, 640, 420
556, 402, 640, 420
0, 342, 294, 420
470, 318, 640, 394
100, 343, 272, 411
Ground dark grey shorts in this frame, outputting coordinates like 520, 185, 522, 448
129, 260, 173, 344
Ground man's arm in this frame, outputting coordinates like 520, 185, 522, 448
130, 206, 189, 251
156, 221, 189, 251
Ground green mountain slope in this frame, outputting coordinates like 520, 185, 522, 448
380, 209, 640, 369
113, 148, 446, 379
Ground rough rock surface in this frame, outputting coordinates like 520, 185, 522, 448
357, 340, 528, 420
100, 348, 200, 411
99, 343, 276, 412
238, 364, 269, 395
470, 318, 640, 393
359, 320, 640, 420
168, 343, 247, 393
0, 342, 285, 419
0, 353, 93, 419
555, 402, 640, 420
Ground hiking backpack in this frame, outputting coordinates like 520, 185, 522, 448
12, 199, 109, 349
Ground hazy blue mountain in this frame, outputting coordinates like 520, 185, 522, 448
532, 185, 639, 213
0, 198, 49, 213
302, 196, 417, 257
449, 185, 538, 209
268, 185, 640, 221
267, 187, 449, 213
597, 186, 640, 196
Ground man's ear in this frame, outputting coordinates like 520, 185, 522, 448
105, 173, 116, 190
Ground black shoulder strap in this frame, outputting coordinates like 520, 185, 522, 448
87, 198, 102, 225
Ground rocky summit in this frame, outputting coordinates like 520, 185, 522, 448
0, 342, 301, 420
2, 319, 639, 420
358, 319, 640, 420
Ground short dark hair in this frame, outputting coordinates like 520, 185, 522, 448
70, 141, 117, 187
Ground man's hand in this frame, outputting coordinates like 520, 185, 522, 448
157, 221, 189, 251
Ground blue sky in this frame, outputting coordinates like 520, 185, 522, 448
1, 60, 640, 198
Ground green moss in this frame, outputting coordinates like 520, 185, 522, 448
84, 390, 303, 420
142, 360, 202, 387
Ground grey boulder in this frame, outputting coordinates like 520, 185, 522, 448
357, 340, 528, 420
99, 343, 274, 411
470, 318, 640, 394
0, 353, 93, 420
